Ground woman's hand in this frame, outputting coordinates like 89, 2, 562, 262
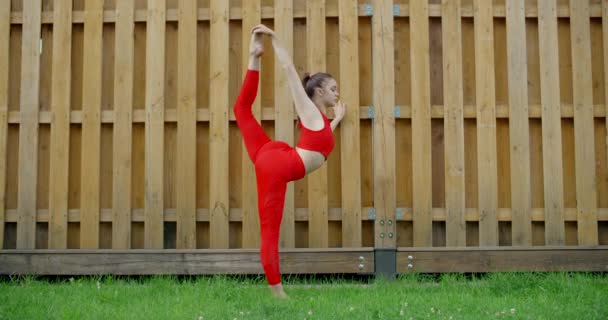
333, 101, 346, 121
251, 24, 276, 37
249, 32, 264, 58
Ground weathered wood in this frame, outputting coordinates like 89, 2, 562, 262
506, 0, 531, 246
209, 0, 230, 249
275, 0, 296, 249
144, 0, 166, 249
474, 0, 498, 246
410, 0, 432, 247
0, 0, 9, 249
442, 0, 466, 247
79, 0, 103, 249
307, 0, 329, 248
538, 0, 565, 246
111, 0, 134, 249
604, 0, 608, 214
241, 0, 261, 249
397, 247, 608, 272
0, 248, 375, 275
175, 0, 197, 249
372, 0, 396, 248
48, 0, 72, 249
339, 0, 361, 248
17, 0, 41, 249
570, 0, 598, 246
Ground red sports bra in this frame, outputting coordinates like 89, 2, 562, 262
296, 112, 335, 159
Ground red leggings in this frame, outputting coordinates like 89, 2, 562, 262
234, 70, 306, 285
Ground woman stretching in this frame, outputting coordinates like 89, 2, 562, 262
234, 24, 346, 298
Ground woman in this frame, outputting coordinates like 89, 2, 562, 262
233, 24, 346, 298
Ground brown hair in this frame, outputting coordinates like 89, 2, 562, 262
302, 72, 333, 99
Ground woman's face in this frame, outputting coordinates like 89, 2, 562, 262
318, 78, 339, 107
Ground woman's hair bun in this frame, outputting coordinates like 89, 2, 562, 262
302, 73, 312, 86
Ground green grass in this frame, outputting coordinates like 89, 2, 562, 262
1, 273, 606, 319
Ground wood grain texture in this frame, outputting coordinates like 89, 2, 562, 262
570, 0, 598, 246
372, 0, 396, 248
307, 0, 329, 248
474, 0, 498, 246
241, 0, 261, 249
442, 0, 466, 247
0, 248, 375, 275
209, 0, 230, 248
275, 0, 296, 248
48, 0, 72, 249
144, 0, 166, 249
111, 0, 135, 249
538, 0, 565, 245
17, 0, 41, 249
339, 0, 361, 247
0, 0, 10, 249
506, 0, 531, 246
176, 0, 197, 249
410, 0, 432, 247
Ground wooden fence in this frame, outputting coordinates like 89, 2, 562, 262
1, 0, 607, 275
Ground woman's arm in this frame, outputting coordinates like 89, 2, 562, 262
330, 101, 346, 131
252, 25, 323, 129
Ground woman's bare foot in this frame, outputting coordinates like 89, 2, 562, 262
269, 283, 288, 299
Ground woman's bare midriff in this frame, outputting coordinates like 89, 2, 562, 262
296, 147, 326, 175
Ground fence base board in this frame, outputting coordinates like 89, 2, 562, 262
1, 247, 606, 276
397, 246, 608, 273
0, 248, 375, 275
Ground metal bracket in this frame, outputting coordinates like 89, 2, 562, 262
375, 249, 396, 280
395, 208, 404, 220
367, 208, 376, 220
393, 5, 401, 16
394, 106, 401, 118
367, 106, 375, 119
362, 4, 373, 16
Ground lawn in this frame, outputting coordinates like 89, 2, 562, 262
1, 272, 606, 319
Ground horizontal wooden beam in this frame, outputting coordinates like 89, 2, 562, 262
9, 3, 603, 24
4, 207, 608, 223
0, 248, 374, 275
397, 247, 608, 273
6, 104, 607, 124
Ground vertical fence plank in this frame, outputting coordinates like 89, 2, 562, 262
175, 0, 196, 249
112, 0, 134, 249
372, 0, 396, 248
275, 0, 295, 248
145, 0, 166, 249
80, 0, 103, 249
0, 1, 9, 249
570, 0, 598, 245
604, 0, 608, 206
49, 0, 72, 249
474, 0, 498, 246
307, 0, 328, 248
411, 0, 432, 247
209, 0, 229, 248
339, 0, 361, 247
17, 0, 41, 249
442, 0, 466, 247
538, 0, 565, 245
241, 0, 261, 249
507, 0, 532, 246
